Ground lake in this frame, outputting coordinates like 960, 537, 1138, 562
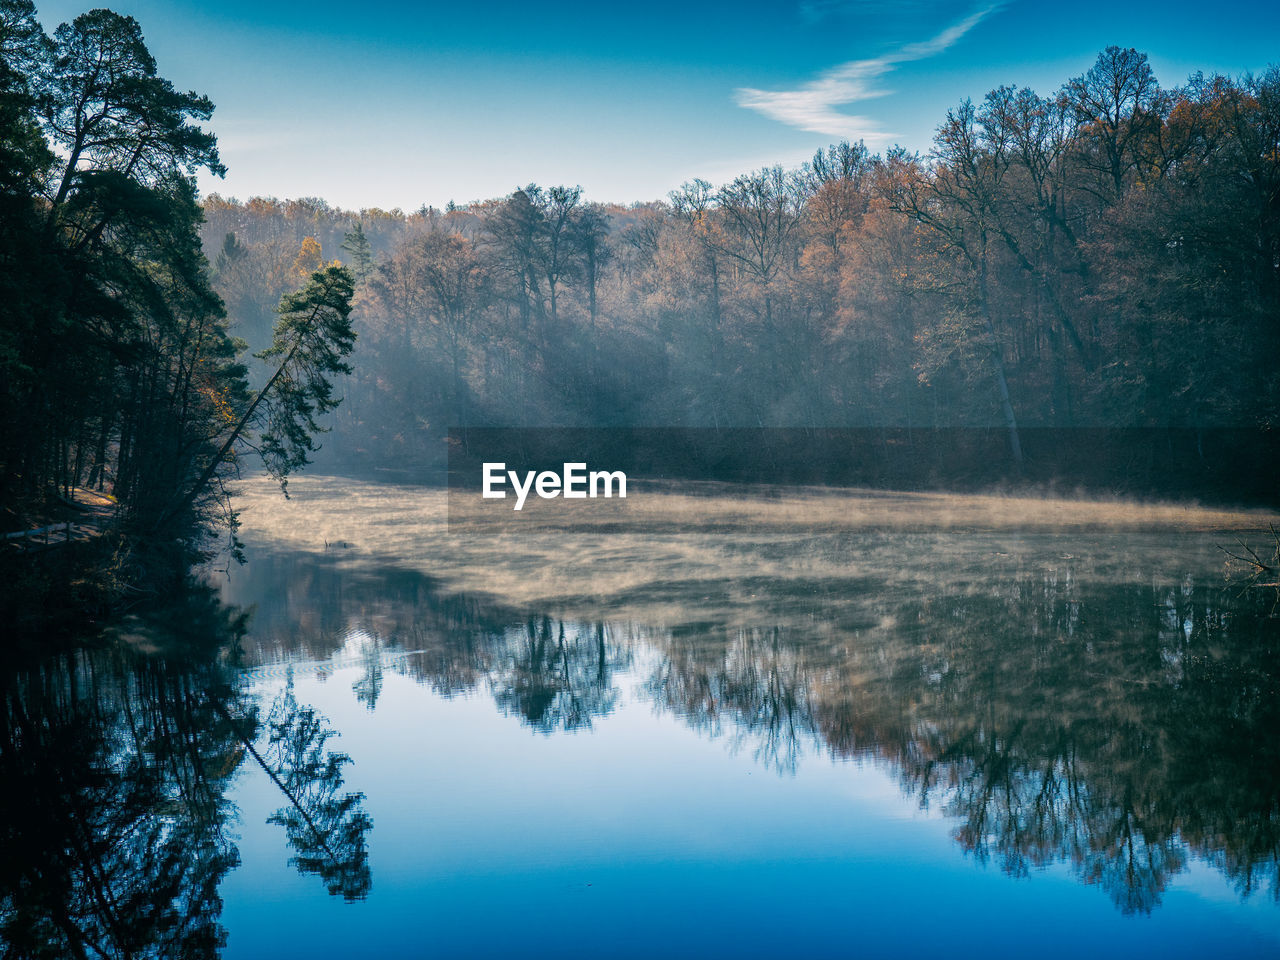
4, 476, 1278, 957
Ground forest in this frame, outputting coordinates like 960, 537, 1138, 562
200, 48, 1280, 494
3, 0, 1279, 592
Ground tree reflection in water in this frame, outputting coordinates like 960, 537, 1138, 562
0, 584, 372, 958
4, 544, 1273, 957
490, 617, 630, 733
646, 625, 819, 774
259, 680, 372, 900
814, 570, 1280, 914
227, 549, 1280, 915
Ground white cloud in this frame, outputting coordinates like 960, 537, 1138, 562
736, 4, 1002, 145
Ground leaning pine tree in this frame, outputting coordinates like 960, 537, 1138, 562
161, 264, 357, 538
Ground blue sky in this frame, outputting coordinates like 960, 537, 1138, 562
34, 0, 1280, 210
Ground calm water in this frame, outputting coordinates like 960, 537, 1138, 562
3, 477, 1278, 957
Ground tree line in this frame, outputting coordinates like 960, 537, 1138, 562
203, 46, 1278, 488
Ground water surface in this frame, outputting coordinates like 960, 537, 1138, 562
217, 477, 1280, 957
3, 477, 1277, 957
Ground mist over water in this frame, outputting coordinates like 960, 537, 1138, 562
228, 474, 1272, 613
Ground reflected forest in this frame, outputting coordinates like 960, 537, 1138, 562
8, 540, 1273, 955
225, 546, 1280, 918
0, 584, 371, 957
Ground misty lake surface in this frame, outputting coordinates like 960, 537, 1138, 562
198, 478, 1280, 955
12, 478, 1269, 957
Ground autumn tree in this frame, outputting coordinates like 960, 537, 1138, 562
292, 235, 323, 279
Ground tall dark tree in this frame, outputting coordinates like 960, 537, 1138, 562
341, 221, 375, 284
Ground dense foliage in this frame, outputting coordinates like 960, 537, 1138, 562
0, 1, 355, 571
203, 47, 1279, 486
